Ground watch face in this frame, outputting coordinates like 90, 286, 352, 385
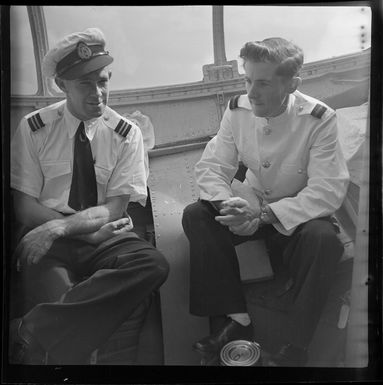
260, 211, 270, 224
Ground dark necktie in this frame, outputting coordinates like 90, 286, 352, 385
68, 121, 97, 211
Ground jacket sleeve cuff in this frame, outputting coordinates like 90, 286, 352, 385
272, 221, 297, 236
268, 201, 298, 235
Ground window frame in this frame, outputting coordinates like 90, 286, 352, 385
21, 5, 220, 97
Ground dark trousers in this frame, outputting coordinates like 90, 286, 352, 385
10, 233, 169, 364
182, 200, 343, 348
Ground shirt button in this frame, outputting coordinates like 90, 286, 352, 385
262, 160, 271, 168
264, 189, 272, 195
298, 168, 303, 174
263, 127, 271, 135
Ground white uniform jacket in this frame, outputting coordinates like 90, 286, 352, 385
11, 100, 147, 214
195, 91, 350, 235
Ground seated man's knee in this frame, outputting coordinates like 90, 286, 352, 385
300, 219, 343, 259
182, 201, 212, 232
146, 248, 169, 283
301, 219, 337, 240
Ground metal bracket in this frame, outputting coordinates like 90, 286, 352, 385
217, 91, 225, 105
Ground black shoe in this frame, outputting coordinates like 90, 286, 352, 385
268, 343, 308, 367
9, 318, 47, 364
193, 318, 254, 354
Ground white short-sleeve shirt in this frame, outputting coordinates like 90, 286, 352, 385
11, 100, 147, 213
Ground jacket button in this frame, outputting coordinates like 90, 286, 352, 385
103, 115, 109, 121
263, 127, 271, 135
298, 105, 304, 111
298, 168, 303, 174
262, 160, 271, 168
264, 189, 272, 195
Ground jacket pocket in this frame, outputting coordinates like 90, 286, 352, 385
279, 163, 307, 176
277, 163, 307, 195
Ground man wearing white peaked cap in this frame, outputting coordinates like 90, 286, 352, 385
9, 27, 169, 364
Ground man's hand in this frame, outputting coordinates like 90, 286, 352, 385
229, 217, 261, 236
215, 197, 261, 227
91, 216, 134, 244
14, 216, 134, 270
14, 219, 66, 270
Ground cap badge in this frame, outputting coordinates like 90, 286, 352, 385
77, 42, 92, 60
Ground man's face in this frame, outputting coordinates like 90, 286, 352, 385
244, 60, 291, 118
58, 67, 111, 121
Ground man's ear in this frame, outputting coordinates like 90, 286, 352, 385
55, 77, 67, 93
286, 77, 302, 94
108, 70, 112, 80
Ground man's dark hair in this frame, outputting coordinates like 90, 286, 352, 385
239, 37, 304, 78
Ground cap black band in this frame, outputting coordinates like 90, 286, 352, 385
56, 43, 109, 78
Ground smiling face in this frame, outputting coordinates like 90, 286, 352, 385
244, 60, 293, 118
56, 66, 111, 121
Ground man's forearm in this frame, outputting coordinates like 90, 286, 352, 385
15, 202, 113, 244
53, 199, 127, 239
70, 231, 99, 244
13, 190, 129, 241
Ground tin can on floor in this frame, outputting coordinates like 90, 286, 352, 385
220, 340, 262, 366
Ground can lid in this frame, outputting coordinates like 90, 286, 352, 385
220, 340, 261, 366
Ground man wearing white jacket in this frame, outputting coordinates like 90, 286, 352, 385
182, 37, 349, 366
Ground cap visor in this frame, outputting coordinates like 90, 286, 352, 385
60, 55, 114, 80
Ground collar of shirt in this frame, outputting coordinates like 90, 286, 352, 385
264, 93, 296, 125
63, 103, 101, 141
240, 93, 296, 126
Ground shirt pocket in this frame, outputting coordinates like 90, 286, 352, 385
41, 160, 71, 180
94, 164, 113, 186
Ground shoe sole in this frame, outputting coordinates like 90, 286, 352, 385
192, 344, 220, 355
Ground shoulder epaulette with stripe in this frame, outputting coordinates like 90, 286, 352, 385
114, 119, 132, 137
229, 95, 241, 110
27, 112, 45, 132
311, 104, 327, 119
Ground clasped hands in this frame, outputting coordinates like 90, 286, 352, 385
215, 196, 262, 236
14, 216, 133, 270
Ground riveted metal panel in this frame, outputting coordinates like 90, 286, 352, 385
148, 148, 208, 365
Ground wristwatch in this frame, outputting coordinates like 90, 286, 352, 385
259, 204, 278, 226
